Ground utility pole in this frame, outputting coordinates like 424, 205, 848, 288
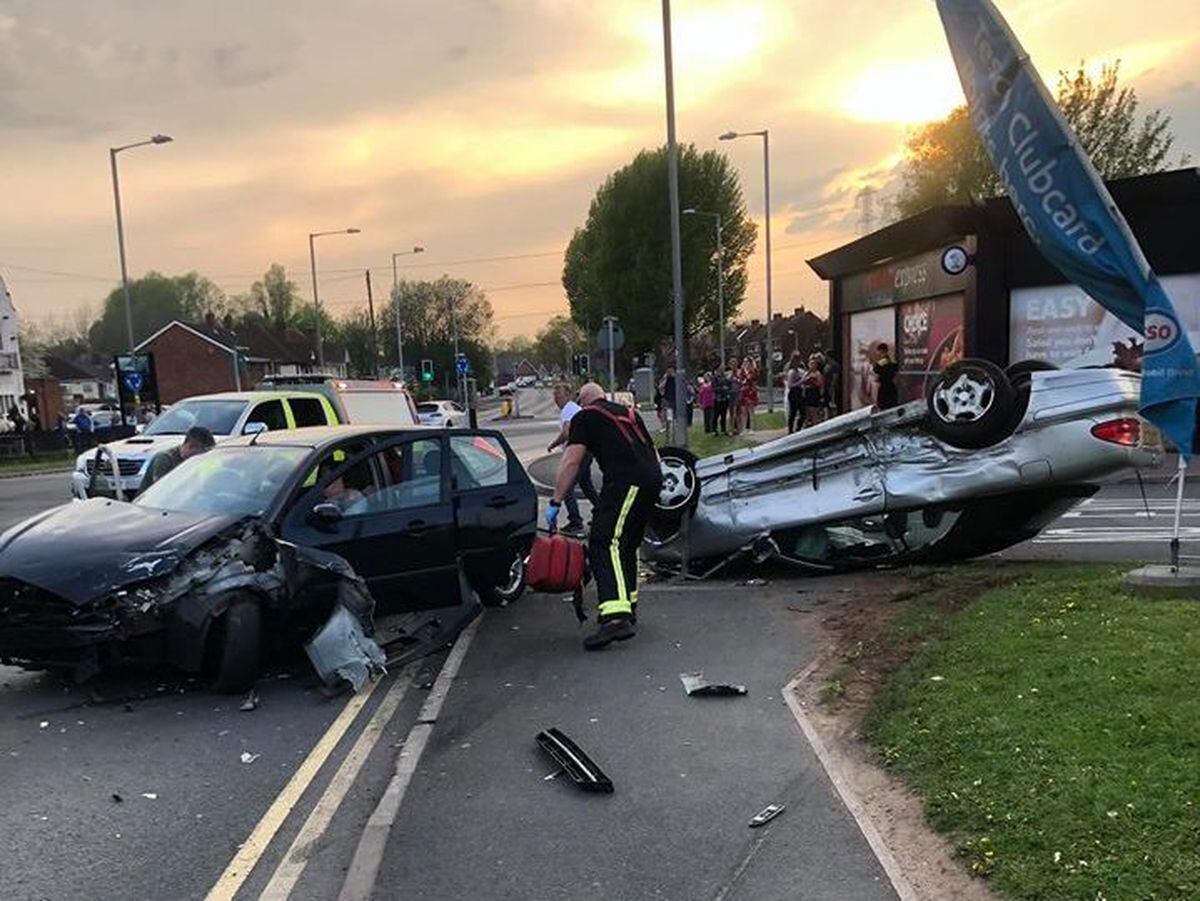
364, 269, 377, 377
661, 0, 688, 450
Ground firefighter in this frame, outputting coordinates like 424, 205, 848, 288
547, 382, 662, 650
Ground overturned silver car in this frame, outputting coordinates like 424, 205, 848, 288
643, 360, 1161, 573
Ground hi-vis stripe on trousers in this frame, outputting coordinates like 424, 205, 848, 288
589, 481, 656, 619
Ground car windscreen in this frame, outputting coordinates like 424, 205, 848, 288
134, 446, 310, 517
417, 403, 438, 414
142, 400, 246, 436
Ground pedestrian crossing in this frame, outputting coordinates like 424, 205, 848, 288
1032, 497, 1200, 544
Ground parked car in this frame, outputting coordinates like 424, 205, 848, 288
3, 425, 537, 689
69, 391, 338, 500
66, 403, 121, 430
417, 400, 468, 428
256, 376, 419, 426
643, 361, 1163, 572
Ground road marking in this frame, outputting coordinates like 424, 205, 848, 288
259, 665, 417, 900
337, 615, 482, 901
204, 677, 386, 901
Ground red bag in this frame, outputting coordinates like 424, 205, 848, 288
526, 533, 586, 593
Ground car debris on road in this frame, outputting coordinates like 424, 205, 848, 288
680, 672, 747, 697
535, 727, 614, 794
748, 804, 785, 827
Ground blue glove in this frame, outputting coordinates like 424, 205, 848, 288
545, 501, 561, 530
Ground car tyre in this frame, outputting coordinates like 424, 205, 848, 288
926, 358, 1017, 449
479, 550, 527, 607
1005, 359, 1058, 426
652, 446, 700, 525
209, 596, 263, 694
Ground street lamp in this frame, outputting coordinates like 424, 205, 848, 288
719, 127, 774, 412
682, 208, 726, 371
110, 133, 173, 352
391, 245, 425, 380
308, 227, 361, 369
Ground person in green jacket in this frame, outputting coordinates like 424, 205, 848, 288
141, 426, 216, 492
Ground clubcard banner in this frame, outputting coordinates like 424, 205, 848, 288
937, 0, 1200, 454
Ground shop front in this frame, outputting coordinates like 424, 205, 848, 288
835, 240, 974, 410
810, 168, 1200, 412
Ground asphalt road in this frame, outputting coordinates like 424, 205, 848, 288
0, 391, 1194, 899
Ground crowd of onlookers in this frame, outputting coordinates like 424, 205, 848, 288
645, 348, 849, 437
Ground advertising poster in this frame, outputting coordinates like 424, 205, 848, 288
846, 307, 895, 410
897, 294, 965, 402
1009, 274, 1200, 369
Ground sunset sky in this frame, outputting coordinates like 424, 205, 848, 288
1, 0, 1197, 339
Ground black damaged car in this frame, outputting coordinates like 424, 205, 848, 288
0, 425, 537, 690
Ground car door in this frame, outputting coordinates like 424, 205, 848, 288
448, 431, 537, 588
279, 436, 459, 613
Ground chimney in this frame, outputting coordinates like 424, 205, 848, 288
204, 311, 216, 329
773, 312, 783, 321
222, 313, 234, 331
750, 319, 761, 328
794, 307, 804, 317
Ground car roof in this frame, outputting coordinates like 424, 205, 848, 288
220, 424, 441, 449
173, 390, 327, 404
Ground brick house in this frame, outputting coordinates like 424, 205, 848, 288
134, 316, 348, 404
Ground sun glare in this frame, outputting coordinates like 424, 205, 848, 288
840, 57, 965, 125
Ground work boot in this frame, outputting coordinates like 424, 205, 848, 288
583, 615, 636, 650
562, 521, 586, 538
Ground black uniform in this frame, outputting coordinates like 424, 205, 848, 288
567, 401, 662, 621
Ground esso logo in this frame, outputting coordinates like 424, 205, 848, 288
1145, 312, 1181, 352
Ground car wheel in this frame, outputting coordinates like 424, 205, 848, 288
653, 446, 700, 523
208, 596, 263, 694
479, 551, 527, 607
926, 358, 1017, 449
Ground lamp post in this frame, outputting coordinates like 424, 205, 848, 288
390, 245, 425, 380
662, 0, 687, 449
308, 227, 360, 369
682, 208, 725, 371
719, 127, 774, 412
110, 134, 172, 352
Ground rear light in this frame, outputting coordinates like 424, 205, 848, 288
1091, 418, 1141, 446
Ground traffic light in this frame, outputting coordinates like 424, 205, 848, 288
577, 353, 589, 375
420, 359, 434, 382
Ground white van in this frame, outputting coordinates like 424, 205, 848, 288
256, 376, 420, 426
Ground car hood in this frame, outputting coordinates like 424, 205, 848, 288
0, 499, 244, 605
74, 433, 183, 467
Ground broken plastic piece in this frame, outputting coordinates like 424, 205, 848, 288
240, 752, 259, 764
305, 605, 387, 691
680, 672, 747, 697
742, 577, 769, 587
535, 727, 614, 793
749, 804, 785, 827
239, 689, 259, 712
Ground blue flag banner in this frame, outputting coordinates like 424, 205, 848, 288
936, 0, 1200, 456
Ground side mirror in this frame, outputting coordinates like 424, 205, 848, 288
243, 421, 268, 436
311, 501, 343, 524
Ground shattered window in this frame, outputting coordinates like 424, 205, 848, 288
135, 446, 309, 516
449, 435, 508, 489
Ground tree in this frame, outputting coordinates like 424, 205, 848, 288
563, 144, 756, 352
248, 263, 300, 329
335, 308, 379, 378
532, 315, 586, 372
88, 271, 226, 354
895, 62, 1189, 218
381, 276, 495, 388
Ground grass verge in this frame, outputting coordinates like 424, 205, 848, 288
863, 564, 1200, 898
655, 411, 786, 457
0, 454, 74, 477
